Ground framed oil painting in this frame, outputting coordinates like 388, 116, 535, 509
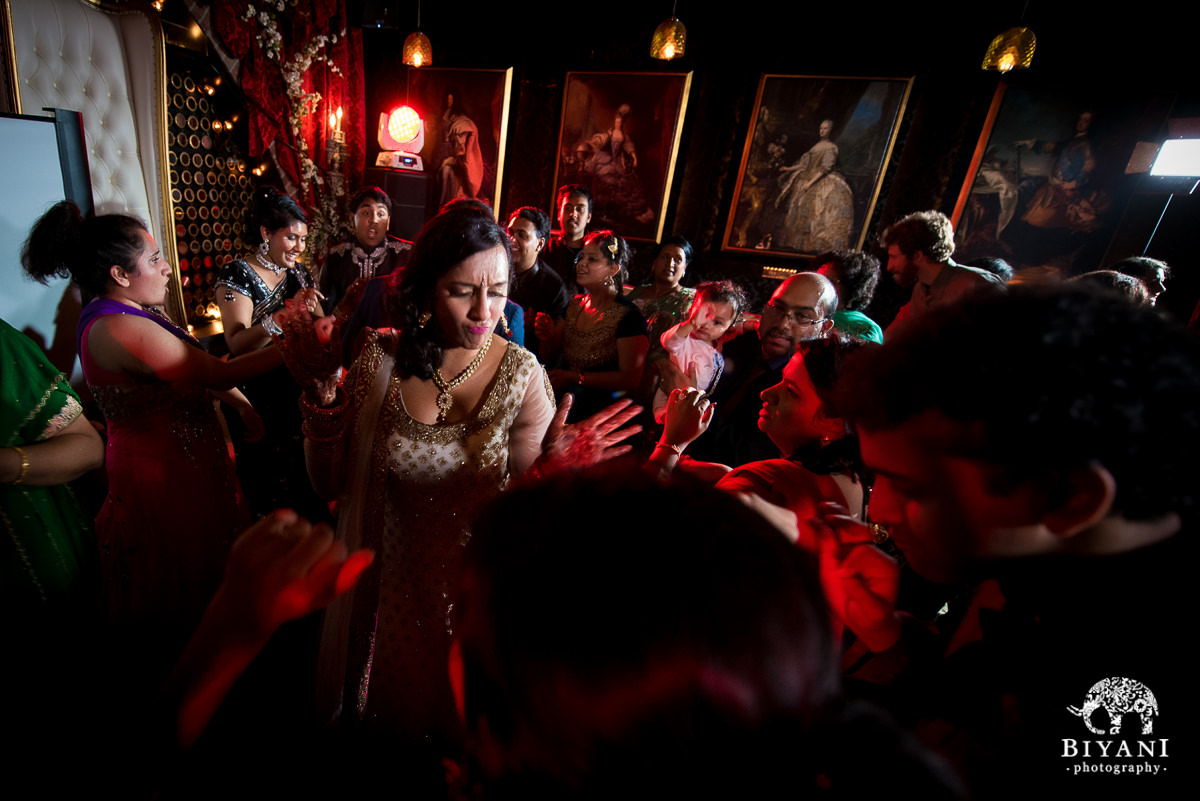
553, 71, 693, 242
951, 82, 1173, 274
404, 67, 514, 212
723, 74, 912, 258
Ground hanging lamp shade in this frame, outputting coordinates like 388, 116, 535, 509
981, 26, 1036, 72
403, 31, 433, 68
650, 17, 686, 60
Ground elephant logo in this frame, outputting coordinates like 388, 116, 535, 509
1067, 677, 1158, 736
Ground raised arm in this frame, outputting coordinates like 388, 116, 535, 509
508, 365, 557, 475
84, 313, 282, 389
215, 290, 274, 356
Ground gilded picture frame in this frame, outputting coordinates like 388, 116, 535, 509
552, 70, 693, 242
723, 74, 912, 259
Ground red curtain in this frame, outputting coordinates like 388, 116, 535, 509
211, 1, 364, 219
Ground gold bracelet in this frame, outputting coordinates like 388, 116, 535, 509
655, 441, 684, 455
11, 445, 30, 484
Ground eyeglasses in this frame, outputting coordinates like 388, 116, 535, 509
764, 298, 824, 327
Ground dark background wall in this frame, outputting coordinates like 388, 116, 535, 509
363, 2, 1199, 324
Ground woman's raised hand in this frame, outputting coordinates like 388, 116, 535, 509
661, 387, 714, 450
534, 395, 643, 473
271, 298, 342, 406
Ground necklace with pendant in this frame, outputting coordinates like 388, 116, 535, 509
431, 334, 492, 422
255, 251, 283, 275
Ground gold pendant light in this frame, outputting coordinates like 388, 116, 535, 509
981, 26, 1037, 72
650, 3, 686, 61
403, 2, 432, 68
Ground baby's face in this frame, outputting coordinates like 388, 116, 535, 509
691, 300, 737, 344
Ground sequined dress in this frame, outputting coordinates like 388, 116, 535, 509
560, 293, 647, 420
213, 258, 324, 520
314, 330, 554, 742
78, 300, 248, 630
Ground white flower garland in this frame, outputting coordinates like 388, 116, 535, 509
242, 1, 350, 260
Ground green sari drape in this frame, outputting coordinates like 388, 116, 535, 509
1, 318, 95, 608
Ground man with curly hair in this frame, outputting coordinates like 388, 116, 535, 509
881, 211, 1002, 332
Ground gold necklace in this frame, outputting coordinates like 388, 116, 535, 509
431, 334, 492, 422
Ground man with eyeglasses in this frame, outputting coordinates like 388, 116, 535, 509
665, 271, 837, 467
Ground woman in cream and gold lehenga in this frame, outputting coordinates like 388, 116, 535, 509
277, 205, 554, 747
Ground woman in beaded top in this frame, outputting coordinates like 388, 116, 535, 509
275, 203, 558, 745
214, 186, 317, 354
534, 230, 648, 420
213, 187, 326, 519
21, 201, 277, 643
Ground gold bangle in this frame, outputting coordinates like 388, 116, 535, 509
11, 445, 30, 484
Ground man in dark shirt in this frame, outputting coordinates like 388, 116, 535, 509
668, 271, 837, 467
543, 184, 593, 296
506, 206, 570, 361
318, 186, 412, 315
830, 286, 1194, 800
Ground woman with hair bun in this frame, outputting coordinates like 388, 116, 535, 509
21, 200, 277, 644
535, 229, 648, 420
214, 186, 324, 518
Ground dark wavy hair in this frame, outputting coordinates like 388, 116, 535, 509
1110, 256, 1170, 283
244, 186, 307, 246
963, 256, 1014, 284
385, 204, 511, 380
583, 229, 632, 287
457, 466, 844, 798
653, 235, 694, 266
837, 285, 1200, 522
1069, 270, 1149, 304
21, 200, 147, 300
787, 333, 875, 478
556, 183, 593, 216
348, 186, 392, 217
814, 250, 880, 312
509, 206, 551, 242
880, 210, 955, 263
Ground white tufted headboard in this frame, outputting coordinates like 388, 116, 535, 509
5, 0, 183, 322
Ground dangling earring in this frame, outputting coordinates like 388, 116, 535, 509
258, 240, 269, 256
499, 313, 511, 337
418, 311, 431, 328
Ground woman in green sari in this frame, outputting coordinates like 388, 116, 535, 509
1, 317, 104, 610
